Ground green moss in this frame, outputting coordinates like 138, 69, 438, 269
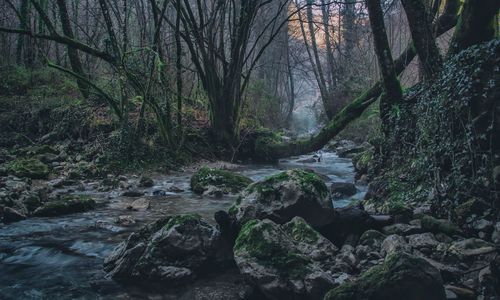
163, 214, 201, 231
283, 218, 319, 244
359, 230, 386, 247
234, 220, 312, 279
34, 195, 95, 217
254, 130, 283, 162
421, 215, 460, 235
16, 145, 59, 156
228, 197, 242, 216
324, 252, 439, 300
246, 169, 327, 200
5, 158, 49, 179
190, 167, 253, 194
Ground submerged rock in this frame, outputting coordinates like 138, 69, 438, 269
33, 194, 96, 217
2, 206, 26, 223
126, 197, 150, 211
233, 218, 337, 300
330, 182, 357, 199
104, 214, 225, 285
139, 176, 154, 188
324, 252, 446, 300
231, 169, 334, 227
190, 167, 252, 195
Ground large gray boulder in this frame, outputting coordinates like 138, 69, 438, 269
233, 217, 338, 300
324, 252, 446, 300
104, 214, 224, 284
230, 169, 334, 227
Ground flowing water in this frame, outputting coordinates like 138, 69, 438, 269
0, 152, 365, 300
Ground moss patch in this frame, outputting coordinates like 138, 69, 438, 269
190, 167, 253, 194
5, 158, 49, 179
163, 214, 202, 231
324, 252, 444, 300
234, 220, 312, 279
33, 195, 96, 217
246, 169, 328, 200
283, 217, 320, 244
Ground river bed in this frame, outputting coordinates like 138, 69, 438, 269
0, 151, 365, 299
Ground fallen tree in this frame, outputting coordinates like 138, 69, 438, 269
252, 0, 460, 162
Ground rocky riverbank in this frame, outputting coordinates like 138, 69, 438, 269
100, 144, 500, 299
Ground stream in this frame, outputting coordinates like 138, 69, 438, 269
0, 151, 365, 300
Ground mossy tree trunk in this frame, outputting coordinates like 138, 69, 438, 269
56, 0, 90, 99
448, 0, 500, 56
401, 0, 443, 80
252, 0, 460, 162
366, 0, 403, 138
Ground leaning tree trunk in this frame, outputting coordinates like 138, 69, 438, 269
56, 0, 90, 98
366, 0, 403, 138
251, 0, 460, 162
448, 0, 500, 56
401, 0, 443, 80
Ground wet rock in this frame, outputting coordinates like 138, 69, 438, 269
139, 176, 154, 188
121, 190, 144, 197
491, 222, 500, 244
115, 215, 136, 226
358, 230, 386, 248
231, 169, 334, 228
104, 214, 223, 284
320, 204, 381, 246
421, 215, 461, 236
202, 186, 224, 198
4, 158, 49, 179
330, 182, 357, 199
454, 198, 490, 225
33, 194, 96, 217
126, 198, 150, 211
233, 218, 336, 300
381, 234, 410, 256
447, 238, 495, 260
382, 223, 422, 236
2, 206, 26, 223
471, 219, 493, 232
324, 252, 446, 300
168, 185, 184, 193
407, 233, 439, 249
444, 285, 475, 300
190, 167, 252, 195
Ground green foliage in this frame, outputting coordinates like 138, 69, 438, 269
381, 40, 499, 218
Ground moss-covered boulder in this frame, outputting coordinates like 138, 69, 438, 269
33, 194, 96, 217
421, 215, 461, 236
190, 167, 253, 195
104, 214, 224, 284
324, 252, 446, 300
234, 217, 337, 300
231, 169, 334, 227
5, 158, 49, 179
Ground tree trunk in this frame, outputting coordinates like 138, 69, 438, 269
401, 0, 443, 80
56, 0, 90, 98
366, 0, 403, 137
448, 0, 500, 56
252, 0, 459, 161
